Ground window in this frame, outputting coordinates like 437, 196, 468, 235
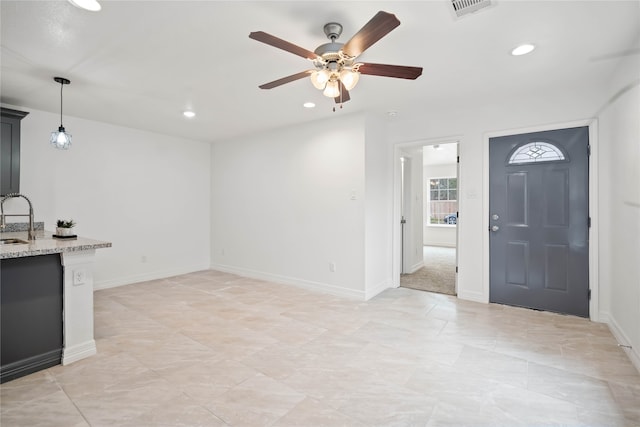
508, 141, 566, 164
428, 177, 458, 225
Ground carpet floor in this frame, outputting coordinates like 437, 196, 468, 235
401, 245, 456, 295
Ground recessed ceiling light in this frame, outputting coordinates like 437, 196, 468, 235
303, 102, 316, 108
183, 111, 196, 118
68, 0, 101, 11
511, 43, 536, 56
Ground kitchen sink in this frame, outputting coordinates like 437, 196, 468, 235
0, 238, 29, 245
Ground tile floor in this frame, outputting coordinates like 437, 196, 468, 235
1, 270, 639, 426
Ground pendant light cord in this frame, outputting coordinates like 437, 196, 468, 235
60, 81, 64, 127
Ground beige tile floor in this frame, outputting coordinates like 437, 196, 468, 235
1, 270, 639, 426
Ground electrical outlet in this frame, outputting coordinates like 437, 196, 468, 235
73, 269, 87, 286
329, 261, 336, 272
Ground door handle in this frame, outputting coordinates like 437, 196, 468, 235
491, 225, 500, 232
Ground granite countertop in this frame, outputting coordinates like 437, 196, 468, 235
1, 229, 112, 259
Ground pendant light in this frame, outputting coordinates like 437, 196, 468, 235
50, 77, 72, 150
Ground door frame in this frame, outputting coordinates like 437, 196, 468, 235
392, 135, 462, 289
482, 119, 600, 321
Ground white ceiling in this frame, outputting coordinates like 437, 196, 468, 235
1, 1, 639, 143
423, 143, 458, 166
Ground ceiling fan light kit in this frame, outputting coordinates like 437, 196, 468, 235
249, 11, 423, 106
323, 80, 340, 98
339, 68, 360, 90
310, 69, 330, 90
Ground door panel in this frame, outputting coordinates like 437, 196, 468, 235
507, 172, 528, 226
545, 244, 569, 291
544, 170, 569, 226
489, 126, 589, 317
506, 241, 528, 286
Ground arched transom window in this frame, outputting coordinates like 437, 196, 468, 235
508, 141, 566, 164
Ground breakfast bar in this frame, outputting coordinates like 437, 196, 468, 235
1, 228, 111, 383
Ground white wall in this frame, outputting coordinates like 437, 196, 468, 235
210, 113, 367, 299
208, 82, 619, 305
364, 115, 393, 297
3, 105, 211, 288
387, 86, 612, 303
597, 53, 640, 369
423, 163, 457, 247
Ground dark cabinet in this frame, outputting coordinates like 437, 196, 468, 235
1, 254, 63, 383
1, 107, 29, 196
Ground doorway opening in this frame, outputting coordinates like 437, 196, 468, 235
396, 141, 458, 296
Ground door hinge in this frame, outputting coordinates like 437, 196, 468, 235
587, 144, 591, 156
588, 289, 591, 300
455, 266, 458, 273
457, 155, 460, 163
588, 217, 591, 228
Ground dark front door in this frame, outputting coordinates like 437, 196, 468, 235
489, 126, 590, 317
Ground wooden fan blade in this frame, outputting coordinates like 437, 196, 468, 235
358, 63, 423, 79
249, 31, 318, 60
334, 81, 351, 103
259, 70, 312, 89
342, 11, 401, 58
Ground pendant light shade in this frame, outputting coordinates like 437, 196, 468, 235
51, 126, 72, 149
51, 77, 72, 150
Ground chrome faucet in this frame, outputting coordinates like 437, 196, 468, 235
0, 193, 36, 240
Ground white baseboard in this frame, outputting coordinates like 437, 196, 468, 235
602, 312, 640, 373
408, 261, 425, 274
365, 279, 393, 301
457, 290, 486, 303
424, 243, 456, 248
596, 310, 610, 324
63, 340, 96, 365
93, 264, 210, 290
211, 263, 366, 300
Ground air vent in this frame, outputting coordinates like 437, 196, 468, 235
451, 0, 492, 18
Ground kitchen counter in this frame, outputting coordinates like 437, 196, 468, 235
1, 227, 111, 381
1, 230, 111, 259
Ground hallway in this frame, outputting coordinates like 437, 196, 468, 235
401, 245, 456, 295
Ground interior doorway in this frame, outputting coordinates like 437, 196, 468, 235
396, 141, 459, 296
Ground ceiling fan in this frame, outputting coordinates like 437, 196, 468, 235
249, 11, 423, 105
